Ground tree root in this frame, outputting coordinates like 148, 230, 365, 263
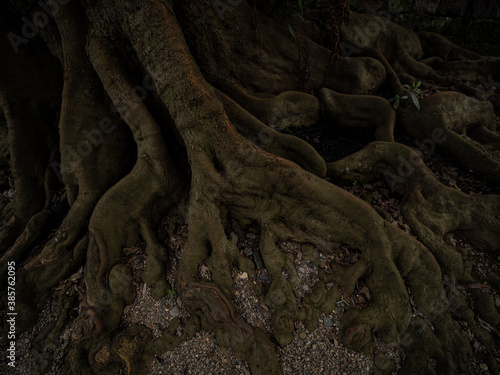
340, 12, 433, 78
398, 91, 500, 185
328, 141, 500, 373
328, 141, 500, 277
341, 12, 500, 110
318, 87, 396, 142
217, 89, 327, 177
220, 84, 320, 130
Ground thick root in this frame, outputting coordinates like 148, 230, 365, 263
318, 87, 396, 142
217, 89, 327, 177
328, 141, 500, 278
221, 84, 320, 130
398, 91, 500, 185
328, 141, 500, 372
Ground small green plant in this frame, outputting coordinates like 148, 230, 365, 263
389, 81, 421, 111
167, 288, 176, 298
341, 297, 351, 306
404, 82, 421, 111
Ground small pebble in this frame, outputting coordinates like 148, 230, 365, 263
299, 332, 307, 340
480, 363, 488, 371
169, 306, 180, 317
240, 272, 248, 280
244, 247, 253, 257
324, 316, 333, 327
257, 273, 270, 282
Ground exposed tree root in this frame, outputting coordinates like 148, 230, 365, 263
220, 84, 320, 130
341, 12, 500, 110
398, 91, 500, 185
216, 89, 327, 177
340, 12, 433, 79
328, 141, 500, 277
1, 1, 500, 375
328, 141, 500, 373
319, 87, 396, 142
0, 38, 61, 254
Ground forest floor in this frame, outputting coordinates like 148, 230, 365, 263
2, 100, 500, 375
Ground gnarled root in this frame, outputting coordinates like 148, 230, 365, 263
398, 91, 500, 185
328, 141, 500, 373
318, 87, 396, 142
220, 84, 320, 130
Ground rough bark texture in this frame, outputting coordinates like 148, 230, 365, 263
0, 1, 499, 374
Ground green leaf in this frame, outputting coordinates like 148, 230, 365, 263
298, 0, 303, 10
454, 184, 460, 190
341, 297, 351, 306
416, 81, 421, 88
410, 93, 420, 111
288, 23, 295, 37
393, 98, 400, 109
401, 95, 408, 99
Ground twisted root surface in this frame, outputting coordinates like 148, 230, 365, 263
1, 1, 500, 375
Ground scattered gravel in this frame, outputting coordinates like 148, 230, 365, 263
148, 330, 251, 375
0, 290, 69, 375
122, 282, 188, 339
121, 225, 377, 375
232, 269, 273, 332
277, 312, 372, 374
